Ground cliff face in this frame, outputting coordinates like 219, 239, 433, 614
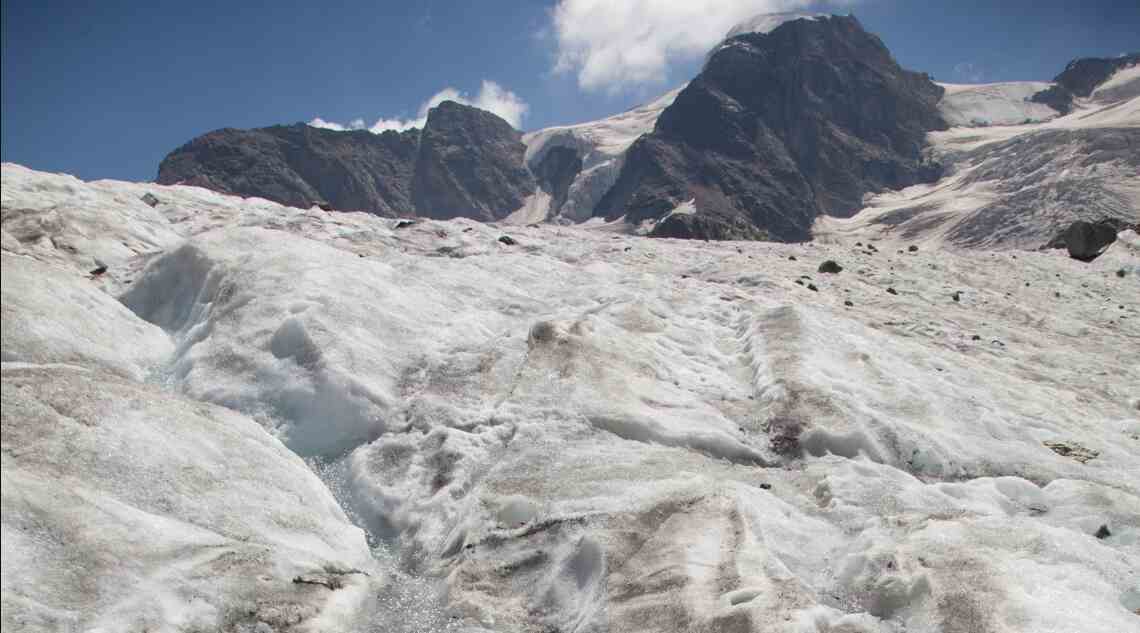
158, 101, 534, 220
157, 123, 420, 216
410, 101, 535, 221
594, 15, 947, 241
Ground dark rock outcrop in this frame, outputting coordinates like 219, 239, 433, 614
158, 101, 534, 221
411, 101, 535, 221
594, 15, 946, 241
533, 146, 583, 215
1047, 219, 1134, 261
158, 123, 420, 216
1031, 53, 1140, 114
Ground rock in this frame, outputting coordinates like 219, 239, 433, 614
392, 218, 417, 229
139, 192, 160, 207
1043, 440, 1099, 463
498, 235, 517, 246
807, 283, 819, 292
908, 245, 919, 252
1094, 525, 1112, 539
158, 123, 420, 216
844, 300, 854, 307
412, 101, 535, 221
788, 255, 797, 261
887, 287, 898, 295
971, 334, 982, 341
817, 260, 843, 274
1060, 220, 1121, 261
89, 264, 108, 276
1118, 269, 1127, 278
593, 15, 946, 242
158, 101, 534, 222
952, 291, 961, 302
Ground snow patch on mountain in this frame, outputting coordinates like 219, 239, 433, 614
937, 81, 1058, 127
820, 81, 1140, 249
522, 86, 683, 220
724, 11, 827, 39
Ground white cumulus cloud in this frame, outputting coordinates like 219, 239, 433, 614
548, 0, 853, 93
309, 80, 529, 134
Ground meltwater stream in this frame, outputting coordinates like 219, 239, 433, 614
306, 455, 466, 633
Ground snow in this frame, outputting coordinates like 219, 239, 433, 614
4, 162, 1140, 631
724, 12, 827, 39
1, 253, 172, 380
819, 82, 1140, 249
1, 363, 374, 632
1090, 62, 1140, 103
522, 87, 682, 220
936, 81, 1058, 127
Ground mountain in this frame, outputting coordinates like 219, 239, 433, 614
411, 100, 535, 221
156, 16, 1137, 250
820, 59, 1140, 249
4, 160, 1139, 632
1031, 53, 1140, 113
593, 14, 947, 241
158, 123, 420, 216
158, 100, 535, 220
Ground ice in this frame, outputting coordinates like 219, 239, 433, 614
0, 363, 374, 632
818, 87, 1140, 249
936, 81, 1058, 127
1, 253, 172, 380
3, 162, 1139, 631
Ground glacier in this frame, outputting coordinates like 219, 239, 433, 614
2, 159, 1138, 631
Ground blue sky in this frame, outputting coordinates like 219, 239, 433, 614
3, 0, 1138, 182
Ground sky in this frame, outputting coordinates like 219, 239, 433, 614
3, 0, 1138, 182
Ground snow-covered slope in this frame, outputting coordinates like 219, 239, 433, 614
3, 162, 1138, 632
936, 81, 1058, 127
521, 87, 682, 221
820, 67, 1140, 250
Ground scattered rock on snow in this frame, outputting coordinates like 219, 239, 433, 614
952, 291, 961, 302
139, 192, 160, 207
498, 235, 517, 246
908, 245, 919, 252
886, 287, 898, 295
1044, 440, 1100, 463
817, 260, 843, 274
1094, 525, 1112, 539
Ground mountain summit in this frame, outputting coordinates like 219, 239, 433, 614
155, 15, 1136, 248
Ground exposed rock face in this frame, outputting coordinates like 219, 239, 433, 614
594, 15, 946, 241
158, 101, 535, 221
158, 123, 420, 216
412, 101, 536, 221
1031, 53, 1140, 113
532, 146, 583, 215
1048, 219, 1135, 261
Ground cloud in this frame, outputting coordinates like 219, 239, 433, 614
309, 80, 529, 134
547, 0, 853, 93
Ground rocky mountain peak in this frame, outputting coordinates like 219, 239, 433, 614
595, 13, 946, 240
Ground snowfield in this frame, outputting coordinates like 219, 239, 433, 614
2, 161, 1139, 632
820, 65, 1140, 251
